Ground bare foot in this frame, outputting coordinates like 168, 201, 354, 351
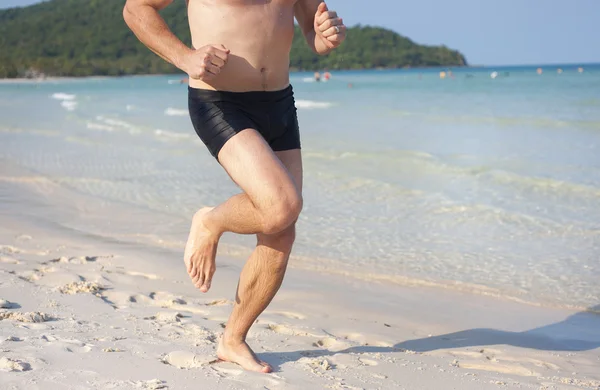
217, 336, 272, 373
184, 207, 219, 292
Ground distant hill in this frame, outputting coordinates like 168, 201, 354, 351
0, 0, 468, 78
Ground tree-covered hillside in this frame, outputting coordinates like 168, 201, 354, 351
0, 0, 467, 78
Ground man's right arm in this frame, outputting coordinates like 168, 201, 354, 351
123, 0, 229, 81
123, 0, 191, 71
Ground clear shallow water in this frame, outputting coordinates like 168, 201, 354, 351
1, 65, 599, 310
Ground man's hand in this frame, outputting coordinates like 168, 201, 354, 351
314, 2, 346, 50
181, 44, 230, 81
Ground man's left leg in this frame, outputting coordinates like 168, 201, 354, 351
217, 149, 302, 373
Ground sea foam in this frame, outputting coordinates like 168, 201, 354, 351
295, 100, 333, 109
165, 108, 188, 117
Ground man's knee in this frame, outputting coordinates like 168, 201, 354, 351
261, 192, 302, 235
258, 223, 297, 254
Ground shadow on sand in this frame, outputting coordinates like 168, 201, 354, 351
261, 304, 600, 370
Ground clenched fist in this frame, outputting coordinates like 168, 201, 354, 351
181, 44, 230, 81
314, 2, 346, 49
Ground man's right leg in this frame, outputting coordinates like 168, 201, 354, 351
184, 128, 302, 292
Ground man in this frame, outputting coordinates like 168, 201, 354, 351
123, 0, 346, 373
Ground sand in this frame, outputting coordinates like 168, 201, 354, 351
1, 218, 599, 390
0, 173, 599, 389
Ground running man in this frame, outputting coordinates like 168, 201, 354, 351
123, 0, 346, 373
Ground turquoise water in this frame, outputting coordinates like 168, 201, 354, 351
1, 64, 599, 309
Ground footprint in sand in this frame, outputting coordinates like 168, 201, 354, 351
145, 312, 184, 323
0, 245, 21, 255
0, 256, 20, 264
15, 234, 33, 242
0, 245, 48, 256
104, 267, 160, 280
0, 299, 19, 309
434, 348, 557, 377
312, 337, 352, 351
148, 292, 187, 308
40, 335, 94, 353
58, 281, 105, 295
101, 291, 192, 312
0, 357, 31, 372
46, 256, 97, 265
343, 332, 393, 347
162, 350, 216, 369
0, 311, 52, 323
268, 311, 306, 320
130, 379, 167, 389
267, 323, 322, 338
298, 356, 335, 372
125, 271, 160, 280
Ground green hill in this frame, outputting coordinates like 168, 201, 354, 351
0, 0, 468, 78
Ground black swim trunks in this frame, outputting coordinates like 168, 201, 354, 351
188, 85, 301, 160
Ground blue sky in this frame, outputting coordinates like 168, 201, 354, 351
2, 0, 599, 66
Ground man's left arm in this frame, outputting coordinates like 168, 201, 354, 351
294, 1, 346, 55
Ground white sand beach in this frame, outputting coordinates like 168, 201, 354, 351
1, 176, 599, 390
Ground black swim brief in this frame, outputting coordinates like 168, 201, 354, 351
188, 85, 301, 160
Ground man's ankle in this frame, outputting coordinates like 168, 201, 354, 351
195, 208, 222, 238
222, 331, 245, 346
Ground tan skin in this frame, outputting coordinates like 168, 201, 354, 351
123, 0, 345, 373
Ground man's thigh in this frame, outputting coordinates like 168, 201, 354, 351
217, 129, 300, 209
274, 149, 302, 194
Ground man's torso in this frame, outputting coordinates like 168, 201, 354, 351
187, 0, 299, 92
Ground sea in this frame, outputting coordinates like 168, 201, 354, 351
1, 64, 599, 311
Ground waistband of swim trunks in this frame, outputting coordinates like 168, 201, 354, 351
188, 84, 293, 103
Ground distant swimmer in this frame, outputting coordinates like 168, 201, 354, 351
537, 68, 543, 75
323, 71, 331, 81
557, 68, 563, 74
124, 0, 346, 374
578, 67, 584, 73
314, 71, 321, 82
180, 77, 189, 84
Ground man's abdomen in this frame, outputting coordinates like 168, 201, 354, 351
187, 2, 296, 92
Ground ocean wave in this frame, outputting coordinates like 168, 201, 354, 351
96, 116, 133, 128
86, 121, 115, 132
93, 116, 142, 134
306, 149, 600, 199
61, 100, 78, 111
295, 100, 333, 109
51, 92, 76, 101
164, 108, 188, 116
484, 170, 600, 198
154, 129, 192, 140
